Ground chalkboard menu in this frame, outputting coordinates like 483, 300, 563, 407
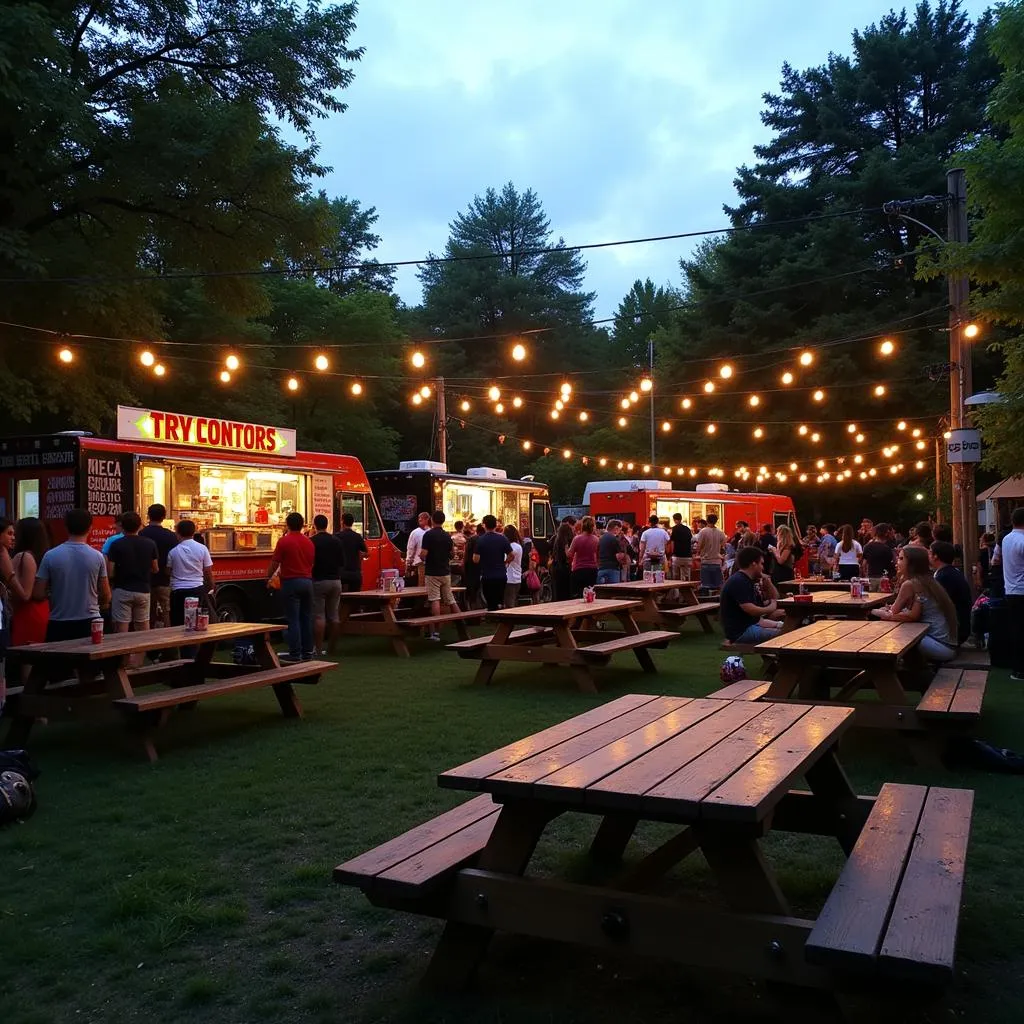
0, 434, 78, 470
379, 493, 417, 529
82, 452, 134, 517
42, 473, 77, 520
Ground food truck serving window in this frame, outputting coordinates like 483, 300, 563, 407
139, 459, 307, 553
442, 482, 492, 525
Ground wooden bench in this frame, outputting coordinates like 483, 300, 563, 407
705, 679, 771, 701
948, 647, 990, 671
576, 630, 677, 660
916, 668, 988, 723
805, 782, 974, 984
334, 794, 500, 901
398, 609, 489, 631
659, 602, 718, 634
448, 627, 555, 654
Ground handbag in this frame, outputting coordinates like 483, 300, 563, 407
524, 569, 542, 592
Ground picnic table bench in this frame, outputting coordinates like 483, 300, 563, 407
335, 693, 974, 1000
335, 586, 476, 657
776, 589, 892, 633
4, 622, 335, 761
593, 579, 717, 634
447, 599, 677, 693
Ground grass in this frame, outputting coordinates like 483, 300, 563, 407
2, 630, 1024, 1023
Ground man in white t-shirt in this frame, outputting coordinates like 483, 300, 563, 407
1000, 507, 1024, 681
638, 515, 671, 571
166, 519, 215, 625
405, 511, 431, 585
694, 514, 727, 591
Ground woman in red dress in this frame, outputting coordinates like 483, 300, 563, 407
10, 516, 50, 647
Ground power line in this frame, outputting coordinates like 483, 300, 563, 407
0, 207, 883, 286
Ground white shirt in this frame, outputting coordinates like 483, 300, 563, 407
405, 526, 425, 566
640, 527, 670, 557
836, 540, 863, 565
694, 526, 726, 564
1001, 528, 1024, 595
506, 542, 523, 584
167, 538, 212, 590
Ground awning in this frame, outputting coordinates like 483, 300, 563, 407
977, 476, 1024, 501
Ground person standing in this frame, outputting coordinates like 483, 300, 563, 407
267, 512, 315, 663
768, 525, 800, 585
101, 512, 125, 557
335, 513, 368, 593
549, 522, 574, 601
831, 525, 864, 581
140, 504, 177, 629
502, 524, 524, 610
33, 508, 110, 642
694, 514, 727, 592
421, 510, 459, 639
999, 506, 1024, 681
638, 515, 670, 573
462, 523, 484, 609
567, 516, 599, 596
310, 515, 343, 655
405, 511, 431, 586
863, 523, 896, 581
669, 513, 693, 581
10, 517, 50, 648
816, 524, 838, 573
106, 511, 159, 639
597, 520, 628, 585
473, 515, 514, 611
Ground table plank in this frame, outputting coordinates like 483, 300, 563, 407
818, 621, 901, 655
594, 580, 699, 595
485, 598, 641, 623
858, 623, 929, 657
585, 701, 771, 810
484, 697, 691, 792
533, 698, 727, 798
338, 587, 429, 601
438, 694, 662, 789
779, 591, 890, 610
9, 621, 283, 661
642, 703, 810, 816
702, 706, 855, 822
755, 618, 852, 652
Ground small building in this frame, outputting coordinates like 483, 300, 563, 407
976, 476, 1024, 535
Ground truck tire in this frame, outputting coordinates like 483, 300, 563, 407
214, 589, 246, 623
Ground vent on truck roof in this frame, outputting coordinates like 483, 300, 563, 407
397, 460, 448, 473
466, 467, 508, 480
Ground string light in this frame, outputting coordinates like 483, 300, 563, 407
140, 350, 155, 367
58, 347, 73, 364
753, 427, 764, 439
799, 351, 814, 367
411, 350, 426, 369
513, 396, 523, 409
798, 425, 808, 436
781, 372, 794, 385
912, 428, 922, 438
314, 354, 329, 371
522, 440, 532, 451
495, 402, 504, 414
411, 393, 422, 406
812, 389, 825, 402
554, 399, 564, 411
419, 385, 431, 398
219, 370, 231, 384
719, 364, 733, 379
854, 455, 863, 464
916, 460, 925, 469
706, 423, 717, 434
620, 398, 630, 410
153, 364, 166, 377
629, 390, 640, 402
856, 433, 865, 443
488, 385, 501, 401
511, 342, 527, 362
640, 378, 653, 392
661, 421, 672, 432
816, 459, 826, 469
799, 474, 808, 482
789, 462, 798, 471
879, 339, 895, 356
680, 397, 692, 410
943, 430, 952, 439
563, 449, 572, 459
916, 440, 926, 450
287, 377, 299, 392
811, 432, 821, 443
599, 457, 607, 467
560, 381, 572, 396
350, 381, 363, 396
703, 381, 715, 394
964, 323, 980, 339
617, 416, 628, 427
550, 409, 560, 420
874, 384, 886, 397
897, 420, 907, 430
460, 399, 471, 412
225, 353, 240, 371
748, 394, 760, 407
847, 423, 857, 433
642, 464, 651, 474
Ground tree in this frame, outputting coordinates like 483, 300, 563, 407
0, 0, 363, 429
612, 279, 682, 367
917, 0, 1024, 474
649, 1, 999, 493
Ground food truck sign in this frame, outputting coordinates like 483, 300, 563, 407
116, 405, 297, 458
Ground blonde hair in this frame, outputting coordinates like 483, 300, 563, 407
776, 525, 794, 550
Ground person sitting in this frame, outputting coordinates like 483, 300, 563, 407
720, 547, 784, 645
929, 540, 972, 646
871, 546, 959, 662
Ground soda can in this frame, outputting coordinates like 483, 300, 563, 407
90, 618, 104, 644
196, 611, 210, 632
184, 596, 200, 631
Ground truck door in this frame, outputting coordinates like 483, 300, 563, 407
335, 490, 384, 587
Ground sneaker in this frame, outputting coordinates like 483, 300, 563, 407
1011, 674, 1024, 682
280, 653, 301, 664
430, 632, 441, 642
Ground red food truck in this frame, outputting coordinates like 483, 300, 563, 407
0, 404, 402, 620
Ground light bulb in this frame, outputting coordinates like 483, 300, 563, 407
494, 402, 504, 414
58, 347, 73, 364
140, 350, 155, 367
639, 378, 653, 392
703, 381, 715, 394
411, 393, 422, 406
617, 416, 627, 427
964, 323, 980, 339
287, 377, 299, 392
753, 427, 764, 439
748, 394, 760, 407
511, 343, 527, 362
411, 350, 426, 368
419, 385, 431, 398
879, 339, 895, 356
488, 385, 500, 401
856, 433, 865, 443
460, 399, 470, 412
897, 420, 907, 430
219, 370, 231, 384
813, 389, 825, 402
799, 351, 814, 366
550, 409, 559, 420
661, 421, 671, 432
578, 410, 588, 422
681, 397, 692, 410
225, 353, 240, 371
563, 449, 572, 460
781, 372, 794, 385
629, 390, 640, 403
874, 384, 886, 397
811, 432, 821, 443
350, 381, 363, 396
153, 364, 166, 377
314, 353, 329, 371
560, 381, 572, 395
789, 462, 798, 472
512, 396, 523, 409
706, 423, 716, 434
798, 425, 808, 436
523, 440, 532, 451
554, 399, 564, 411
719, 364, 733, 379
847, 423, 857, 433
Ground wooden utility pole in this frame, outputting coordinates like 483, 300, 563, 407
946, 168, 977, 577
436, 376, 447, 465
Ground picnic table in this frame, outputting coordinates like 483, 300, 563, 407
336, 693, 974, 996
593, 579, 717, 634
447, 598, 677, 693
4, 622, 335, 761
335, 586, 483, 658
776, 578, 858, 593
776, 589, 892, 633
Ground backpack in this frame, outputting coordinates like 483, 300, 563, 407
0, 750, 39, 824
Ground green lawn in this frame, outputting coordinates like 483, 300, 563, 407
2, 631, 1023, 1024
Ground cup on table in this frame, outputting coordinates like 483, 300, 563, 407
90, 618, 104, 644
583, 587, 596, 604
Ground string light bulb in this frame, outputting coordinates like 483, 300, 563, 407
225, 353, 240, 371
916, 440, 926, 450
494, 402, 504, 414
58, 347, 73, 364
912, 428, 922, 438
811, 433, 821, 443
563, 449, 572, 460
219, 370, 231, 384
661, 421, 672, 432
419, 385, 431, 398
781, 372, 794, 385
748, 394, 760, 407
916, 460, 925, 469
639, 378, 653, 393
812, 389, 825, 402
753, 427, 764, 439
879, 339, 895, 356
560, 381, 572, 396
897, 421, 907, 431
140, 350, 155, 367
350, 381, 363, 396
314, 353, 329, 371
554, 399, 564, 411
513, 396, 523, 409
719, 364, 733, 379
874, 384, 886, 397
460, 399, 470, 412
706, 423, 717, 434
799, 351, 814, 367
411, 393, 422, 406
798, 425, 809, 436
964, 323, 980, 339
511, 342, 527, 362
856, 433, 865, 443
523, 440, 532, 451
703, 381, 715, 394
680, 397, 692, 410
153, 364, 166, 377
599, 457, 607, 467
287, 377, 299, 392
847, 423, 857, 433
411, 350, 426, 369
617, 416, 628, 427
629, 390, 640, 403
488, 385, 501, 402
550, 409, 560, 420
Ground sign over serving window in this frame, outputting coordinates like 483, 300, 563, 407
116, 405, 297, 458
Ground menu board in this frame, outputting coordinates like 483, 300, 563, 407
43, 473, 77, 520
84, 453, 133, 517
379, 494, 417, 527
312, 474, 333, 522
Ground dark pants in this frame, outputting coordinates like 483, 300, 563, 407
570, 567, 597, 598
1009, 594, 1024, 676
281, 577, 314, 659
837, 564, 859, 581
481, 578, 505, 612
45, 618, 93, 643
340, 570, 362, 594
171, 586, 205, 658
552, 565, 571, 602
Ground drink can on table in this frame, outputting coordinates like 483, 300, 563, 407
196, 611, 210, 632
184, 596, 200, 631
90, 618, 104, 644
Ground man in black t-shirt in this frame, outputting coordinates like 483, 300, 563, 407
863, 523, 896, 579
669, 512, 693, 582
139, 503, 177, 629
930, 541, 972, 646
597, 520, 627, 584
311, 514, 344, 654
719, 547, 783, 643
420, 510, 458, 636
334, 513, 368, 593
473, 515, 514, 611
107, 510, 159, 643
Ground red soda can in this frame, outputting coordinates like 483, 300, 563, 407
90, 618, 104, 644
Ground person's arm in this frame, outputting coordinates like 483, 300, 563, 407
32, 555, 49, 602
874, 581, 920, 621
97, 560, 111, 610
3, 550, 30, 603
12, 552, 36, 604
638, 535, 647, 561
761, 577, 780, 602
405, 530, 419, 567
267, 557, 281, 583
739, 599, 773, 617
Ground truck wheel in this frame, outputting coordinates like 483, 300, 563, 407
215, 592, 246, 623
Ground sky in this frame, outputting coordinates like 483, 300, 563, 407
317, 0, 991, 322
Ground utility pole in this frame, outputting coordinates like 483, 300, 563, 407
436, 376, 447, 466
934, 435, 944, 524
946, 168, 977, 579
648, 337, 655, 465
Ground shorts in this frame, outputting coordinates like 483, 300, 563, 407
671, 556, 692, 580
150, 584, 171, 629
426, 574, 455, 606
112, 589, 151, 624
700, 562, 724, 590
313, 579, 343, 622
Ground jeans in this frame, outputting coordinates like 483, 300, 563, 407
481, 578, 505, 611
700, 562, 723, 590
281, 577, 314, 659
1009, 594, 1024, 675
733, 623, 780, 645
596, 569, 620, 586
919, 634, 958, 663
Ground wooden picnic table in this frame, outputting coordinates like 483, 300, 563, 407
336, 693, 974, 995
4, 622, 334, 761
447, 598, 677, 693
776, 589, 892, 633
335, 586, 480, 658
593, 579, 717, 634
776, 578, 858, 593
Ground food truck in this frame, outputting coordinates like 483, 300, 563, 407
367, 461, 557, 544
0, 405, 402, 620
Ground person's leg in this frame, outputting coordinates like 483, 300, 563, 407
280, 579, 302, 659
111, 589, 131, 635
736, 623, 780, 645
443, 579, 459, 616
569, 570, 582, 598
312, 581, 327, 654
128, 594, 150, 666
298, 579, 314, 659
596, 569, 617, 586
918, 634, 958, 662
482, 579, 503, 611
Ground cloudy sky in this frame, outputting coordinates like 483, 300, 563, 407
317, 0, 990, 321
